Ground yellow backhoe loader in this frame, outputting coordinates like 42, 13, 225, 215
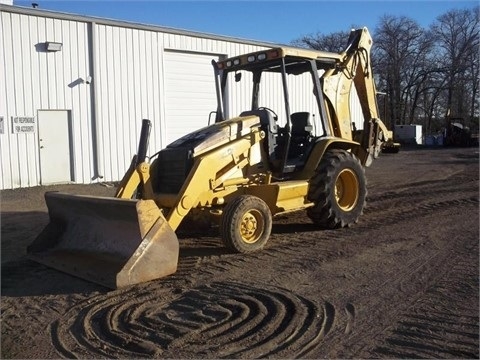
28, 28, 394, 289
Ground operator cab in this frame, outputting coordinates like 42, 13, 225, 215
213, 48, 337, 176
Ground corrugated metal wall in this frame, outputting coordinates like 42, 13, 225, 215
1, 6, 365, 189
0, 7, 272, 189
0, 10, 93, 189
91, 25, 270, 183
94, 25, 164, 182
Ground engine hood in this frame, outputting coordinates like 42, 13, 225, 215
166, 115, 261, 156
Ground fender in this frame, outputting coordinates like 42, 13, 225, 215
295, 137, 361, 179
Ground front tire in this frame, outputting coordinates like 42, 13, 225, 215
221, 195, 272, 253
307, 149, 366, 228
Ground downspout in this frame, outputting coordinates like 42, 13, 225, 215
88, 21, 104, 180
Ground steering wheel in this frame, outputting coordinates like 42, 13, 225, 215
257, 107, 278, 121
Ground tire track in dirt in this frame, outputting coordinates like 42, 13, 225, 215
316, 206, 479, 359
158, 187, 478, 321
208, 169, 477, 358
181, 193, 478, 285
46, 150, 479, 358
367, 184, 476, 208
369, 241, 479, 359
51, 282, 335, 359
366, 168, 477, 203
89, 177, 475, 358
2, 148, 477, 359
361, 193, 478, 234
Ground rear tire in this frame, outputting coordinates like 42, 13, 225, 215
221, 195, 272, 253
307, 149, 366, 228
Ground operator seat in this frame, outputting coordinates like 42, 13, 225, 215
289, 112, 313, 158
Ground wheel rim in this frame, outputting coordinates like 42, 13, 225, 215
335, 168, 359, 211
239, 209, 264, 243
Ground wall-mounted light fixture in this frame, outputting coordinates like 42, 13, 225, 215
45, 41, 62, 52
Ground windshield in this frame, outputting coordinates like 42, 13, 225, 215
218, 59, 321, 135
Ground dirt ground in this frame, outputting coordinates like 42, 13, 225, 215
1, 146, 479, 359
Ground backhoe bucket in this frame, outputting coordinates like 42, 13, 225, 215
27, 192, 179, 289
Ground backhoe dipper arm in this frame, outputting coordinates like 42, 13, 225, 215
322, 27, 393, 166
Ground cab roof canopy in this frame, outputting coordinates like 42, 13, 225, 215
217, 47, 344, 74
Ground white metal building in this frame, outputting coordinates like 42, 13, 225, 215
0, 4, 364, 190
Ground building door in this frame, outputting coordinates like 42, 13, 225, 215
38, 110, 73, 185
163, 51, 220, 145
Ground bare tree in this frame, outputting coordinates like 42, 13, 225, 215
431, 6, 479, 128
290, 6, 479, 134
373, 15, 437, 127
291, 30, 350, 52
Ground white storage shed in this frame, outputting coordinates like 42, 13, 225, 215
394, 124, 423, 145
0, 4, 365, 190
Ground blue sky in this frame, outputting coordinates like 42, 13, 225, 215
12, 0, 478, 45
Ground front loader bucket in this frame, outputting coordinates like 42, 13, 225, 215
27, 192, 179, 289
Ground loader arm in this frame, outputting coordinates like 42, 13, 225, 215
163, 131, 262, 231
115, 117, 265, 231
